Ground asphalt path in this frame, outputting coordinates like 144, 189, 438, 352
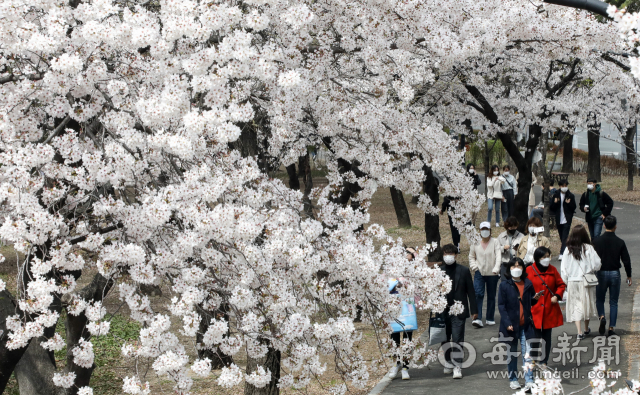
382, 183, 640, 394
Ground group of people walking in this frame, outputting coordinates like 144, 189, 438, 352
388, 172, 632, 391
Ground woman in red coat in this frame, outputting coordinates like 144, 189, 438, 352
526, 246, 566, 367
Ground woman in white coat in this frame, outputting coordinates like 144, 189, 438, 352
486, 164, 505, 227
561, 224, 602, 340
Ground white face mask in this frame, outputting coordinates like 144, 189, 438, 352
561, 187, 568, 193
587, 184, 594, 190
480, 230, 491, 238
443, 255, 456, 265
510, 268, 523, 278
504, 171, 510, 176
540, 258, 551, 267
493, 171, 499, 176
528, 227, 535, 235
469, 169, 475, 174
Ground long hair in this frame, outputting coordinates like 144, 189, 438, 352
566, 224, 591, 260
489, 164, 500, 179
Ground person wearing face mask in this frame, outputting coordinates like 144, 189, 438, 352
549, 179, 576, 260
526, 247, 566, 367
517, 217, 551, 266
439, 244, 477, 379
579, 178, 614, 240
469, 222, 501, 328
497, 217, 524, 280
467, 164, 482, 226
500, 165, 518, 221
561, 224, 602, 340
498, 258, 541, 391
486, 165, 506, 227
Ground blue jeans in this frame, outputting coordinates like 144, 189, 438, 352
596, 270, 621, 327
488, 198, 502, 224
501, 189, 515, 220
588, 216, 604, 240
507, 329, 534, 383
474, 272, 499, 321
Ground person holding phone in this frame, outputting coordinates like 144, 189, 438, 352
517, 217, 550, 266
579, 178, 614, 240
526, 247, 566, 367
498, 258, 540, 391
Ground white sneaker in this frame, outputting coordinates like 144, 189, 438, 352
444, 366, 454, 374
388, 365, 400, 378
401, 368, 410, 380
558, 255, 563, 261
496, 223, 500, 228
524, 382, 534, 392
510, 381, 522, 390
486, 320, 496, 326
472, 319, 484, 328
453, 367, 462, 379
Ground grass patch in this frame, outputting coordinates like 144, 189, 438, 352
54, 312, 141, 395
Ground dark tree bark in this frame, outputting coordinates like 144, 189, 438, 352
244, 344, 281, 395
587, 113, 601, 181
390, 187, 412, 228
285, 164, 299, 191
63, 274, 114, 393
298, 153, 314, 218
624, 125, 637, 191
562, 134, 574, 173
423, 167, 442, 262
483, 141, 490, 199
196, 303, 233, 370
14, 335, 65, 395
462, 83, 542, 233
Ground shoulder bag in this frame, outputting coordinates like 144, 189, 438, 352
576, 248, 598, 287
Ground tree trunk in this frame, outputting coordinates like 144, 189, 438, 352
587, 113, 601, 181
483, 141, 490, 200
298, 153, 314, 218
14, 336, 65, 395
285, 164, 299, 191
244, 345, 281, 395
540, 131, 551, 238
496, 125, 542, 233
196, 304, 233, 370
562, 134, 574, 173
423, 167, 442, 262
624, 125, 636, 191
390, 187, 412, 228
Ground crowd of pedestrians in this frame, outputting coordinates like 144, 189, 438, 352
387, 168, 633, 391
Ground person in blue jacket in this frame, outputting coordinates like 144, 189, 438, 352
498, 257, 542, 391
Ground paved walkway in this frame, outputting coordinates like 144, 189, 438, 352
382, 185, 640, 395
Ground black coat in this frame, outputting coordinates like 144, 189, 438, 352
439, 263, 478, 319
549, 190, 577, 225
498, 278, 538, 342
579, 189, 614, 223
469, 174, 482, 190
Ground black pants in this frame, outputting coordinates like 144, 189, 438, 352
448, 214, 461, 249
501, 189, 515, 220
557, 221, 571, 255
391, 331, 413, 368
441, 314, 466, 366
532, 328, 553, 364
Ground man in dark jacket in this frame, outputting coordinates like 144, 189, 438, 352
440, 243, 478, 379
550, 179, 576, 260
593, 216, 632, 337
579, 178, 614, 240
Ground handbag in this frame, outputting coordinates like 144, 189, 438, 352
390, 297, 418, 333
576, 254, 598, 287
428, 312, 447, 346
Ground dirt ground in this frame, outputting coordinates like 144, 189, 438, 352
0, 181, 565, 395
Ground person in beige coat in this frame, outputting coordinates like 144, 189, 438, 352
517, 217, 551, 265
469, 222, 502, 328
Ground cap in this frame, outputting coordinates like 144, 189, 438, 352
479, 221, 491, 229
